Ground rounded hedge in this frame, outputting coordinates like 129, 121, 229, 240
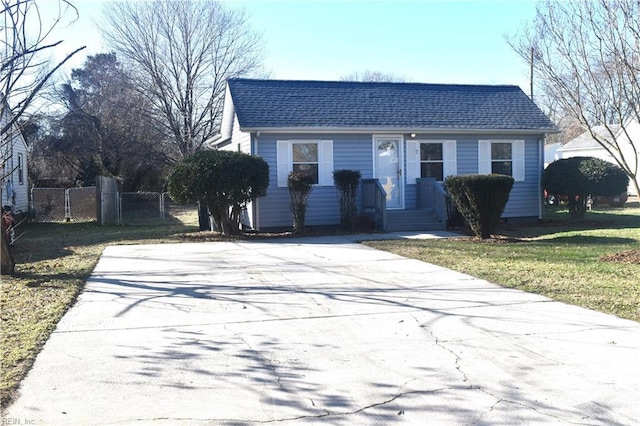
543, 157, 628, 197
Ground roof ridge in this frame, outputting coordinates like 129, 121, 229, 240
228, 78, 521, 90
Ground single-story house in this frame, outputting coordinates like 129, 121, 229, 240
208, 79, 557, 231
559, 121, 639, 196
1, 99, 29, 215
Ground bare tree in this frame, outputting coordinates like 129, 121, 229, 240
100, 0, 265, 162
340, 70, 407, 83
509, 0, 640, 196
1, 0, 85, 135
1, 0, 85, 274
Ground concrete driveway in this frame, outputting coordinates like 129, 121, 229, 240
4, 235, 640, 425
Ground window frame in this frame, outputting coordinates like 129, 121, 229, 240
17, 153, 24, 185
277, 140, 333, 187
478, 140, 525, 181
291, 142, 320, 184
406, 139, 457, 184
419, 142, 444, 181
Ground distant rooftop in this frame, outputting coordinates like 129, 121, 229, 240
227, 78, 557, 132
562, 125, 621, 150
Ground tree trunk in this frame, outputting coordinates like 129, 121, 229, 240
568, 194, 587, 221
1, 225, 15, 275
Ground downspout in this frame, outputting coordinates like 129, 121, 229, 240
538, 135, 545, 221
252, 132, 260, 231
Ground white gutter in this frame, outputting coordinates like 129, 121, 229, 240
238, 126, 560, 135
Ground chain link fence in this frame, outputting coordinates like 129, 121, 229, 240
32, 187, 96, 223
120, 192, 198, 226
31, 187, 197, 226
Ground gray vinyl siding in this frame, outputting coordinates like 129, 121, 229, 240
405, 134, 543, 218
454, 135, 542, 218
254, 132, 543, 229
503, 138, 541, 218
256, 134, 373, 229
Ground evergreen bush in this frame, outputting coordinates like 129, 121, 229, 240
288, 172, 315, 233
444, 174, 514, 239
543, 157, 629, 220
333, 170, 361, 229
167, 150, 269, 235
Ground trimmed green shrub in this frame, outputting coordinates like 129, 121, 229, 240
543, 157, 629, 220
444, 174, 514, 239
167, 150, 269, 235
288, 172, 315, 233
333, 170, 361, 229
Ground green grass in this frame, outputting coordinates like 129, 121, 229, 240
1, 221, 198, 408
365, 203, 640, 323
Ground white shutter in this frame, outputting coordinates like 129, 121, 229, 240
478, 140, 491, 174
319, 140, 333, 186
406, 140, 419, 184
513, 140, 525, 181
443, 140, 457, 178
277, 140, 291, 187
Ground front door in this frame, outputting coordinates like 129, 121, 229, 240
374, 136, 403, 209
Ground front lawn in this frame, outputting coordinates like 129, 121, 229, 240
365, 203, 640, 323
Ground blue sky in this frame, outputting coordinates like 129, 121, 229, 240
46, 0, 538, 93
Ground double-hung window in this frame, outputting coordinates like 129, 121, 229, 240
478, 140, 525, 181
277, 140, 333, 187
292, 143, 319, 184
406, 140, 456, 183
491, 142, 512, 176
420, 143, 444, 181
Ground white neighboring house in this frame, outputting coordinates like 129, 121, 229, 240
544, 142, 562, 168
1, 101, 29, 214
559, 121, 639, 196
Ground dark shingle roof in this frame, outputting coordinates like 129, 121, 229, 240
227, 78, 557, 132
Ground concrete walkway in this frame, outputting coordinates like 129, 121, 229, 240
4, 234, 640, 425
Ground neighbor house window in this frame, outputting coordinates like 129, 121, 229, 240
277, 140, 333, 187
478, 140, 525, 181
406, 140, 456, 184
17, 154, 24, 185
420, 143, 444, 181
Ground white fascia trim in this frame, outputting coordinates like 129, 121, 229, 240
240, 127, 559, 135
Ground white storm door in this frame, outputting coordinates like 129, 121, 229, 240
374, 136, 403, 209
